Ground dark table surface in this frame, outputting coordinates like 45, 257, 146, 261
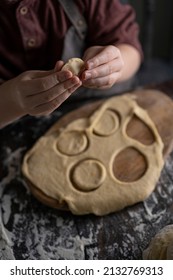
1, 80, 173, 260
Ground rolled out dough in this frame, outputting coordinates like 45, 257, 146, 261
22, 95, 164, 215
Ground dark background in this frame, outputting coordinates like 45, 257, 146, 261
125, 0, 173, 86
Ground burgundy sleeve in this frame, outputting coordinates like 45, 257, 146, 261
80, 0, 143, 58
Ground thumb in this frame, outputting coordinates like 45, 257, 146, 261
54, 60, 64, 72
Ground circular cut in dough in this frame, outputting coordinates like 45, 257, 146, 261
61, 58, 85, 76
71, 159, 106, 191
56, 131, 88, 156
143, 224, 173, 260
93, 109, 119, 136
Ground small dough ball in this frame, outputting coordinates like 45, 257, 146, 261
62, 58, 85, 76
143, 224, 173, 260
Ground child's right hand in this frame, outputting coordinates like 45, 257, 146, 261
8, 61, 81, 116
0, 61, 81, 127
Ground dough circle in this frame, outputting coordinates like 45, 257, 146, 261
61, 58, 84, 76
143, 224, 173, 260
71, 159, 106, 191
93, 109, 119, 136
56, 131, 88, 156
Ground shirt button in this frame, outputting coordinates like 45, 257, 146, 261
27, 38, 36, 47
20, 6, 28, 15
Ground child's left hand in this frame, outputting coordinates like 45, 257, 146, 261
81, 45, 124, 89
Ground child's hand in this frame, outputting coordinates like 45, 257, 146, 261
81, 45, 124, 89
2, 61, 81, 117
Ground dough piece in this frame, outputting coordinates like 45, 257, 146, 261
143, 224, 173, 260
57, 130, 88, 156
71, 159, 106, 191
61, 58, 85, 76
22, 95, 164, 216
93, 109, 119, 136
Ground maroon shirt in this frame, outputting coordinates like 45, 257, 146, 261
0, 0, 142, 81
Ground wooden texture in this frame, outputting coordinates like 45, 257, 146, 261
28, 89, 173, 210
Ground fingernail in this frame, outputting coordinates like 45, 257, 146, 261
59, 71, 72, 81
84, 72, 91, 80
71, 77, 79, 84
64, 72, 72, 79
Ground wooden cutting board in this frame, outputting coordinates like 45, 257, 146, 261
28, 89, 173, 209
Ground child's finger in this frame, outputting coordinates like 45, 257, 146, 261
27, 76, 81, 109
82, 58, 123, 81
29, 82, 81, 116
82, 72, 120, 89
86, 45, 119, 70
54, 60, 64, 71
22, 70, 73, 96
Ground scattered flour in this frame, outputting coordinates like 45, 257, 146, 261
1, 147, 173, 259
